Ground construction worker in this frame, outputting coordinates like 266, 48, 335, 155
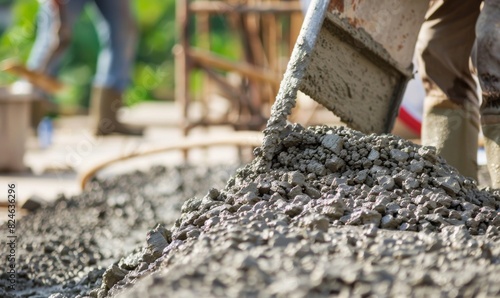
24, 0, 142, 136
417, 0, 500, 187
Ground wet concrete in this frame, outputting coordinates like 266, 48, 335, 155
0, 165, 239, 298
2, 122, 499, 297
93, 124, 499, 297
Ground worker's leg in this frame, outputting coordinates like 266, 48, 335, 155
27, 0, 88, 75
89, 0, 142, 135
25, 0, 87, 130
416, 0, 482, 180
476, 0, 500, 188
93, 0, 137, 91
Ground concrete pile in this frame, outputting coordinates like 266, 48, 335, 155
0, 165, 238, 298
94, 124, 500, 297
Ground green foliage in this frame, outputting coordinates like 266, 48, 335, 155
0, 1, 37, 82
0, 0, 239, 110
125, 0, 176, 106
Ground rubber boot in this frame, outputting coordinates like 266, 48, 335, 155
422, 99, 479, 180
482, 123, 500, 188
90, 87, 143, 136
31, 100, 47, 130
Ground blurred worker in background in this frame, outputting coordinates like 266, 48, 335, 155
20, 0, 142, 136
417, 0, 500, 187
0, 1, 12, 35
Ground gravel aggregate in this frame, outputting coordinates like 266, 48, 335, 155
2, 124, 499, 297
97, 125, 499, 297
0, 165, 238, 298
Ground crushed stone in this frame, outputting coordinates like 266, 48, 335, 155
0, 165, 238, 298
90, 124, 500, 297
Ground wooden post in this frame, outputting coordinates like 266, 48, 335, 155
175, 0, 190, 159
175, 0, 304, 136
175, 0, 189, 128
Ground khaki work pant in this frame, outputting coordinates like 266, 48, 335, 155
417, 0, 500, 185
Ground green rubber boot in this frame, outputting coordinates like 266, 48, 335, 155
422, 100, 479, 180
482, 123, 500, 188
90, 87, 143, 136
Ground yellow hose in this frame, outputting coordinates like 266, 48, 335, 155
79, 131, 263, 189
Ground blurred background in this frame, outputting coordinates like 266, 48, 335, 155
0, 0, 306, 209
0, 0, 246, 113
